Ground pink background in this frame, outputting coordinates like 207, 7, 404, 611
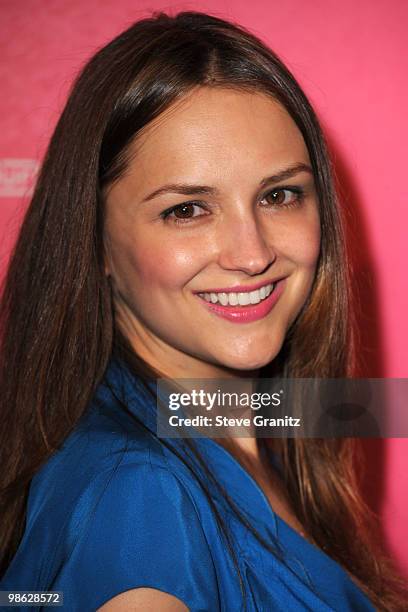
1, 0, 407, 576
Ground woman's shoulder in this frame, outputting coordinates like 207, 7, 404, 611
56, 450, 220, 611
26, 387, 198, 532
2, 390, 222, 611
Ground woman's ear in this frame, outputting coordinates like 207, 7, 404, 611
102, 253, 111, 277
103, 234, 112, 278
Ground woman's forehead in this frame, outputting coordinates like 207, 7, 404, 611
121, 87, 310, 192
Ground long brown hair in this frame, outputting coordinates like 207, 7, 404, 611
0, 11, 406, 609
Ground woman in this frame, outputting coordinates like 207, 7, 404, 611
0, 10, 406, 611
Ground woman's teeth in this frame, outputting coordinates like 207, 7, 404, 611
198, 283, 276, 306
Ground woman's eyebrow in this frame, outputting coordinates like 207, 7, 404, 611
141, 162, 313, 203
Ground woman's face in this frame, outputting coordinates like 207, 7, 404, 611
104, 87, 321, 378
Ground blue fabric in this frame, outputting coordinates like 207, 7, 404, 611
1, 357, 375, 611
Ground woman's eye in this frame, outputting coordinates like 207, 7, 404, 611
262, 187, 304, 208
161, 202, 207, 223
160, 188, 304, 225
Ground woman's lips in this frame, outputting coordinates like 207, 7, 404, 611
195, 278, 286, 323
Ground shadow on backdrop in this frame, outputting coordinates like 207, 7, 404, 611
327, 131, 387, 550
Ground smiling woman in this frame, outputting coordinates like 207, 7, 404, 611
103, 89, 320, 374
0, 10, 406, 612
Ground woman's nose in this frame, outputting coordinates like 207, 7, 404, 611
216, 213, 276, 276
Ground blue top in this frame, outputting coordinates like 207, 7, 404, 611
1, 357, 375, 612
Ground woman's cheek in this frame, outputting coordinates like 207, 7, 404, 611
286, 213, 321, 266
127, 239, 208, 290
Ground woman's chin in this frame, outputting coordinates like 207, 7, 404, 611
208, 334, 285, 374
213, 349, 280, 373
